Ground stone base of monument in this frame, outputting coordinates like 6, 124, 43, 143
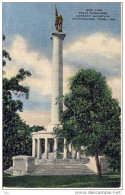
12, 156, 35, 176
86, 156, 108, 174
31, 163, 95, 175
4, 155, 108, 176
35, 156, 90, 165
34, 156, 108, 175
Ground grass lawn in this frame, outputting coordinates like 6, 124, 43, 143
3, 173, 121, 188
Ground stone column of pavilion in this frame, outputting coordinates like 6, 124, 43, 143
47, 6, 67, 159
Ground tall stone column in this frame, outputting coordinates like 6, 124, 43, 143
69, 144, 72, 152
63, 138, 67, 159
72, 149, 76, 159
54, 138, 58, 159
45, 138, 48, 159
47, 30, 66, 132
77, 151, 80, 160
32, 138, 36, 157
37, 138, 41, 159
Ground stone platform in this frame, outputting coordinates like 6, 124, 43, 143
4, 155, 108, 176
31, 163, 95, 176
35, 157, 90, 165
31, 157, 108, 176
4, 163, 95, 176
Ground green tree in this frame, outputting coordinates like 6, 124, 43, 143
3, 35, 32, 170
2, 35, 11, 67
30, 125, 44, 132
55, 68, 121, 179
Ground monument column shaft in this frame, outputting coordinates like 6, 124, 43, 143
51, 35, 63, 124
47, 31, 65, 132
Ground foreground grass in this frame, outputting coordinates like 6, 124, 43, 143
3, 173, 120, 188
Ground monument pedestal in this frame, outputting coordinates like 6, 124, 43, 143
12, 156, 35, 176
47, 123, 62, 133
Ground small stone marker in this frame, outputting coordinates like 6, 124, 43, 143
12, 155, 35, 175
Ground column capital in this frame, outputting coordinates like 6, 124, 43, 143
51, 30, 66, 40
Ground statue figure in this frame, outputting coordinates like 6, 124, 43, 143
58, 15, 63, 32
55, 5, 59, 30
55, 5, 63, 32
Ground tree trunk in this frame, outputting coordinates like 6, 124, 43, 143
95, 149, 102, 180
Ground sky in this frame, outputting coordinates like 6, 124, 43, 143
2, 2, 121, 127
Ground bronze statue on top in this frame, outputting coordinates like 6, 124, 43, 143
55, 5, 63, 32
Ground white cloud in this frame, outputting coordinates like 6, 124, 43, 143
64, 32, 121, 58
3, 61, 19, 78
5, 35, 52, 95
107, 76, 121, 105
19, 111, 51, 128
64, 32, 121, 104
63, 65, 77, 94
4, 35, 76, 96
4, 33, 121, 126
64, 32, 121, 72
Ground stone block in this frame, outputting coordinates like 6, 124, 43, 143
12, 155, 35, 175
100, 156, 108, 172
85, 156, 108, 173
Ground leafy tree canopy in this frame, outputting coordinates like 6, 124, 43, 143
55, 68, 121, 178
30, 125, 44, 132
3, 35, 32, 170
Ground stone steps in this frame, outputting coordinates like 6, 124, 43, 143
4, 167, 13, 175
35, 157, 90, 165
31, 164, 95, 175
